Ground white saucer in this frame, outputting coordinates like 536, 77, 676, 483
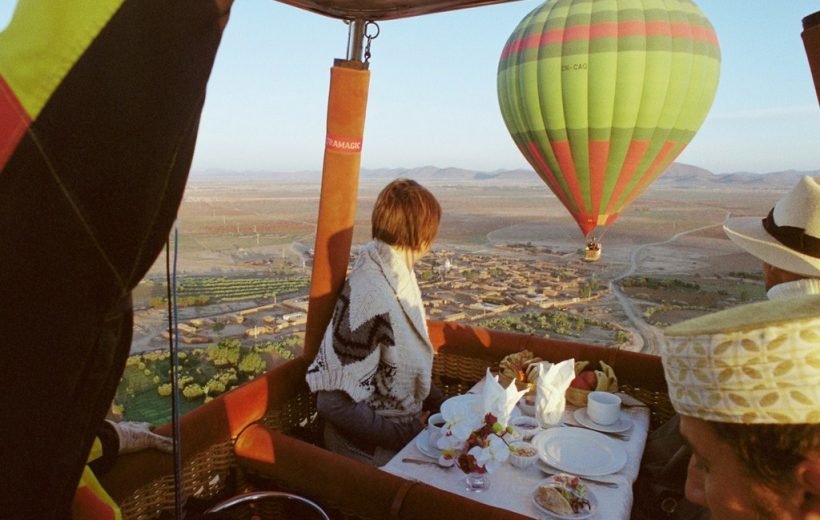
574, 408, 632, 434
415, 429, 441, 459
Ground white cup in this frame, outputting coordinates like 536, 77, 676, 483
427, 412, 446, 450
587, 391, 621, 425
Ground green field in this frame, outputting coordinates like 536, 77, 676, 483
133, 274, 309, 308
176, 275, 309, 302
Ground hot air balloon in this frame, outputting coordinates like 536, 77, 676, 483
497, 0, 721, 259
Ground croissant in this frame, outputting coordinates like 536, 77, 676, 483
499, 350, 543, 383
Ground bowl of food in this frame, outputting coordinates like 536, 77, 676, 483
510, 415, 540, 440
532, 474, 596, 519
508, 441, 539, 469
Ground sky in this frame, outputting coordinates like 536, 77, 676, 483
2, 1, 820, 175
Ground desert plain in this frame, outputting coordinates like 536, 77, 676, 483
133, 169, 793, 354
119, 167, 805, 423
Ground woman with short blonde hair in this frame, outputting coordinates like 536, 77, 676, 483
371, 178, 441, 252
306, 178, 443, 466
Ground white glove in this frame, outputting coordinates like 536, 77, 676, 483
108, 420, 174, 454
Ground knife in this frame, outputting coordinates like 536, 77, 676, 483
563, 422, 631, 440
537, 462, 619, 488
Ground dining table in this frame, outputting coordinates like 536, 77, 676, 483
381, 391, 650, 519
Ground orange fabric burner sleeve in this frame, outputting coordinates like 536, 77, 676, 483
304, 62, 370, 362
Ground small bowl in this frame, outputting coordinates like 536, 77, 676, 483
509, 441, 539, 469
518, 394, 536, 416
510, 416, 540, 440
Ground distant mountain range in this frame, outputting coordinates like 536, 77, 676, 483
653, 163, 817, 188
193, 163, 818, 188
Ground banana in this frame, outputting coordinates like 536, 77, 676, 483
573, 360, 590, 375
526, 361, 549, 384
503, 355, 618, 392
594, 361, 618, 391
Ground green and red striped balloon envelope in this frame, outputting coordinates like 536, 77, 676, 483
498, 0, 720, 238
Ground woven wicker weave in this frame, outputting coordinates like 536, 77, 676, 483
108, 322, 673, 519
118, 441, 234, 519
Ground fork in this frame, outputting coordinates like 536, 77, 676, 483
536, 462, 619, 488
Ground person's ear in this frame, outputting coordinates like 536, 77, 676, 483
794, 457, 820, 519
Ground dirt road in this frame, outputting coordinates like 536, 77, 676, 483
608, 218, 727, 354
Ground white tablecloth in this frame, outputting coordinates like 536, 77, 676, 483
381, 394, 649, 519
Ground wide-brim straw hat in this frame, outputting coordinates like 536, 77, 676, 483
722, 176, 820, 277
661, 294, 820, 424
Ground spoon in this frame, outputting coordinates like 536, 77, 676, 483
402, 457, 453, 468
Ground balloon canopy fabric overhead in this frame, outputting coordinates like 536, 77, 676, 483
0, 0, 230, 516
497, 0, 720, 238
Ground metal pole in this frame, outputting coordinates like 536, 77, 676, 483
347, 19, 365, 62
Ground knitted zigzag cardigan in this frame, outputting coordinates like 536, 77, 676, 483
306, 241, 434, 420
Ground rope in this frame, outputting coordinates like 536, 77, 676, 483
165, 227, 184, 518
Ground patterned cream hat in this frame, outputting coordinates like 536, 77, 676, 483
661, 295, 820, 424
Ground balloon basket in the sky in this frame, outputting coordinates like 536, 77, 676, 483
497, 0, 721, 240
583, 240, 602, 262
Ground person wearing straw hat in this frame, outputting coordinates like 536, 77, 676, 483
634, 177, 820, 520
723, 176, 820, 299
659, 295, 820, 519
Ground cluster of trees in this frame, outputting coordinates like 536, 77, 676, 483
725, 271, 763, 281
477, 309, 628, 345
115, 336, 299, 423
461, 269, 480, 281
578, 278, 601, 298
255, 336, 299, 359
524, 310, 582, 335
622, 276, 700, 290
150, 295, 211, 309
643, 303, 717, 326
477, 315, 535, 334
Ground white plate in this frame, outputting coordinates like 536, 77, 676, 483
441, 394, 521, 423
532, 475, 598, 519
574, 408, 632, 433
415, 429, 441, 459
532, 427, 627, 477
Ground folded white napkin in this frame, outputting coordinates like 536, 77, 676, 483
480, 368, 528, 428
535, 359, 575, 427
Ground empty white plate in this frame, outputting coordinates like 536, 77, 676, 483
532, 427, 627, 477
